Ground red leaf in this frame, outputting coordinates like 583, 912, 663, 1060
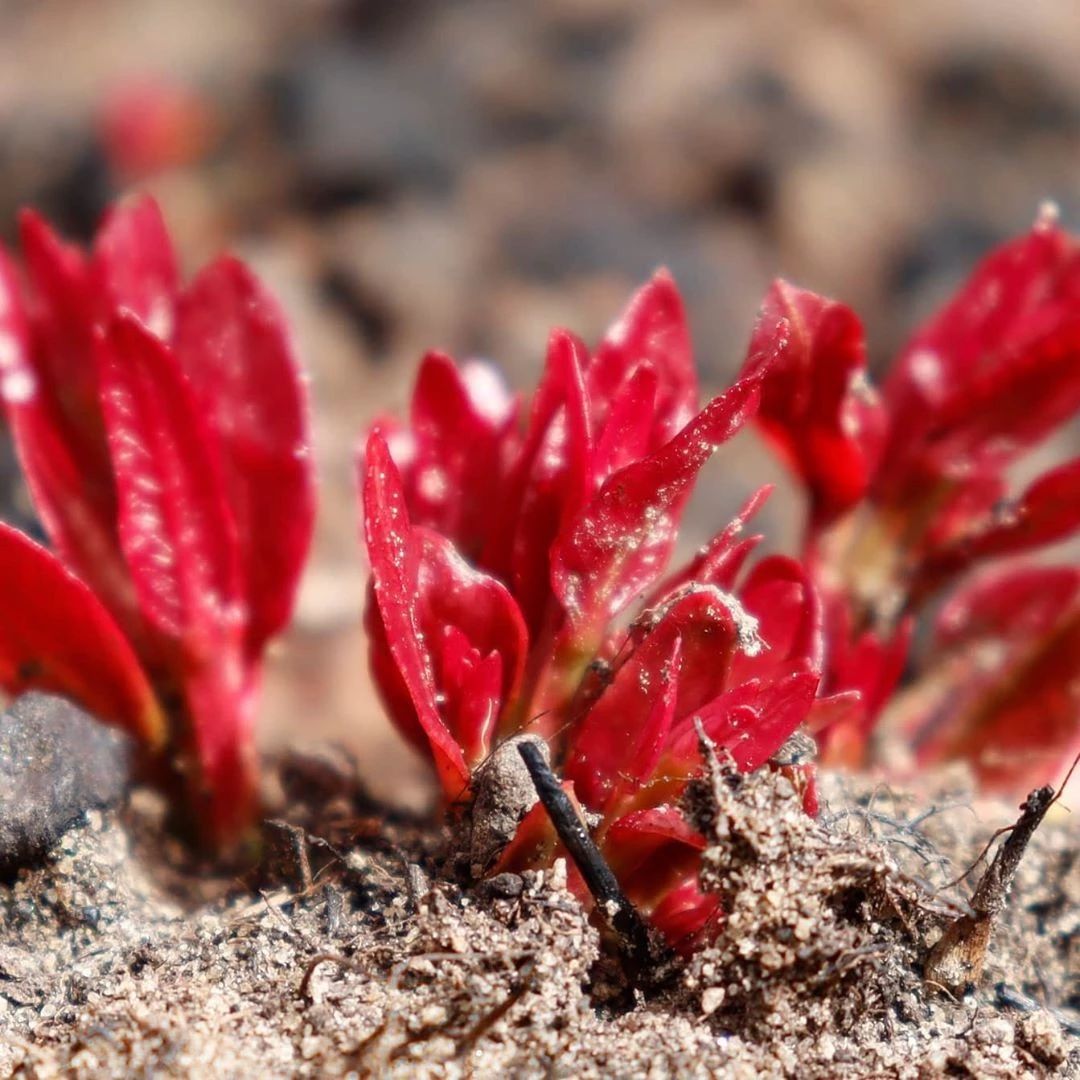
551, 376, 761, 650
884, 216, 1078, 439
0, 523, 165, 747
747, 280, 883, 525
602, 807, 713, 950
728, 555, 822, 686
587, 269, 697, 450
665, 668, 820, 773
590, 364, 659, 484
879, 216, 1080, 497
643, 878, 721, 953
904, 566, 1080, 793
361, 432, 470, 797
91, 195, 179, 335
565, 622, 682, 810
17, 210, 98, 420
485, 330, 593, 633
935, 564, 1080, 650
633, 584, 764, 724
97, 314, 254, 839
918, 457, 1080, 595
400, 352, 518, 558
173, 255, 316, 657
413, 527, 528, 760
97, 315, 242, 648
1, 248, 144, 642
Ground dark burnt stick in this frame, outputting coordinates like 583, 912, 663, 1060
516, 740, 667, 984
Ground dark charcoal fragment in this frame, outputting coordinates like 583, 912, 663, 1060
0, 692, 132, 875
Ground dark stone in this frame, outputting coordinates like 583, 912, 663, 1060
0, 692, 133, 876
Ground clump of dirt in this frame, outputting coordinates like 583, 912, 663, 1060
682, 758, 926, 1041
0, 751, 1077, 1078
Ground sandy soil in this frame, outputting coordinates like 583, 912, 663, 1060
0, 753, 1075, 1078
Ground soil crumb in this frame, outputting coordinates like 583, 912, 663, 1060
0, 755, 1076, 1078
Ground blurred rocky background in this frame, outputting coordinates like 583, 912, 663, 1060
2, 0, 1079, 802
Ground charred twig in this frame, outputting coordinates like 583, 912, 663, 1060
516, 741, 669, 986
924, 778, 1061, 996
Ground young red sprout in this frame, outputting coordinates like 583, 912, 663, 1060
0, 195, 315, 850
744, 205, 1080, 794
360, 274, 840, 951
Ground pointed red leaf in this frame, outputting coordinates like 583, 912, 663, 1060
0, 523, 164, 747
398, 352, 518, 558
362, 433, 468, 796
91, 195, 179, 335
587, 269, 696, 449
17, 210, 98, 419
173, 255, 315, 657
728, 555, 822, 686
935, 564, 1080, 650
884, 216, 1079, 440
879, 215, 1080, 497
917, 457, 1080, 595
551, 376, 761, 650
666, 668, 820, 773
1, 248, 142, 640
97, 314, 242, 649
590, 364, 659, 484
903, 567, 1080, 794
747, 280, 884, 525
485, 330, 593, 633
413, 527, 528, 759
565, 622, 682, 810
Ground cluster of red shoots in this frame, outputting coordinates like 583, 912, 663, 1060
1, 196, 1078, 950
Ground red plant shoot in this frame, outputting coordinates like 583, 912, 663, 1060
0, 195, 316, 850
360, 274, 839, 950
746, 204, 1080, 794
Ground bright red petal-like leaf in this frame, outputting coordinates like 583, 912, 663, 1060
747, 280, 884, 526
878, 215, 1080, 497
602, 807, 712, 950
918, 315, 1080, 477
916, 457, 1080, 597
413, 527, 528, 757
587, 269, 697, 449
728, 555, 822, 686
644, 878, 721, 953
486, 330, 593, 633
1, 249, 145, 642
97, 314, 254, 840
362, 432, 470, 797
902, 565, 1080, 794
590, 364, 659, 484
551, 376, 761, 651
91, 195, 179, 335
633, 585, 764, 723
665, 668, 820, 774
433, 625, 504, 765
400, 352, 517, 557
0, 523, 165, 747
884, 216, 1078, 432
17, 209, 98, 419
565, 622, 682, 810
97, 314, 242, 648
935, 564, 1080, 650
173, 255, 316, 658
